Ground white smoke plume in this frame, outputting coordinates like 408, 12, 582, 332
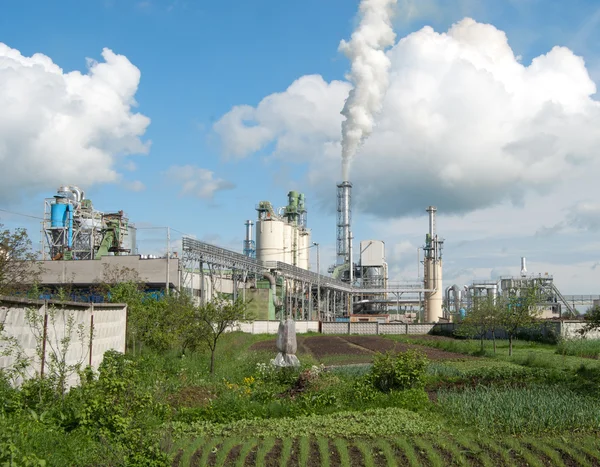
339, 0, 397, 181
215, 18, 600, 218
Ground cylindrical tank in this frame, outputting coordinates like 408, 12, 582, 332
122, 226, 137, 254
424, 258, 443, 322
297, 230, 310, 270
256, 219, 285, 263
50, 202, 68, 228
287, 191, 299, 210
283, 223, 294, 264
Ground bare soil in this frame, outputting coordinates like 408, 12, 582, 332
224, 445, 242, 466
264, 440, 283, 467
249, 335, 473, 363
328, 440, 342, 467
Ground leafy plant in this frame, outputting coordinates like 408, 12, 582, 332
368, 350, 428, 392
0, 224, 42, 296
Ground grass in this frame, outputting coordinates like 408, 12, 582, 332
387, 335, 600, 370
556, 338, 600, 358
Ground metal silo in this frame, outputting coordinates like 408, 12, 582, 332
297, 229, 311, 270
256, 219, 285, 263
283, 223, 294, 265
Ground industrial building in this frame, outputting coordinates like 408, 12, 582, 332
29, 180, 581, 323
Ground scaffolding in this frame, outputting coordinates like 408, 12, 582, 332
181, 236, 431, 321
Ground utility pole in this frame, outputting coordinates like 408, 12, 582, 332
165, 227, 170, 295
313, 242, 320, 320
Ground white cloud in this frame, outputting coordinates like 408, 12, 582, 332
214, 18, 600, 218
0, 44, 150, 200
213, 75, 351, 161
166, 165, 235, 199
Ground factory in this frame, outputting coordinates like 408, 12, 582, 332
32, 178, 580, 322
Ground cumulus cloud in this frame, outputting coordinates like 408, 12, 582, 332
214, 18, 600, 218
0, 44, 150, 200
213, 75, 351, 160
166, 165, 235, 199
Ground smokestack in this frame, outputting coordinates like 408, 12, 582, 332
336, 181, 352, 267
426, 206, 437, 237
245, 220, 253, 243
520, 257, 527, 277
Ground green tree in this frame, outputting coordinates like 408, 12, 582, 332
580, 304, 600, 336
456, 295, 497, 353
0, 225, 42, 295
197, 297, 251, 374
498, 285, 541, 356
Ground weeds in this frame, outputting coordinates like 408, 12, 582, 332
556, 338, 600, 358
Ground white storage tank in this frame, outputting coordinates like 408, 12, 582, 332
256, 219, 285, 263
283, 223, 294, 265
297, 229, 311, 270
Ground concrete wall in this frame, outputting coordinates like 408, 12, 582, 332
0, 296, 126, 388
39, 256, 179, 288
560, 321, 600, 339
233, 320, 319, 334
321, 322, 436, 335
319, 320, 599, 341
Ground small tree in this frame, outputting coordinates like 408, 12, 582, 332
499, 285, 541, 356
580, 305, 600, 336
456, 295, 496, 353
0, 224, 42, 295
197, 296, 251, 374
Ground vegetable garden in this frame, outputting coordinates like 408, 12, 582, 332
3, 332, 600, 466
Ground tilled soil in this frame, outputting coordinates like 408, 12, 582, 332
342, 335, 474, 360
249, 335, 472, 362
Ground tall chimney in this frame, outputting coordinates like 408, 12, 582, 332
520, 257, 527, 277
336, 181, 352, 267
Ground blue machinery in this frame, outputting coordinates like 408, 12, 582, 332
43, 185, 135, 261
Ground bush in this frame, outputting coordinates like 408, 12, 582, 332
368, 351, 428, 392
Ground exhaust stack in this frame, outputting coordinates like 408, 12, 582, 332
520, 257, 527, 277
336, 181, 352, 266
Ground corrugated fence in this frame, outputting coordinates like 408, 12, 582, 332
0, 296, 127, 387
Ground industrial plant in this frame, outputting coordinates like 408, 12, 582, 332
32, 177, 586, 322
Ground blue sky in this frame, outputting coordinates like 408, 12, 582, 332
1, 0, 600, 294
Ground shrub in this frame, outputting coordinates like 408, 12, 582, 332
368, 351, 428, 392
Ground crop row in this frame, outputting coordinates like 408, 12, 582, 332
172, 433, 600, 466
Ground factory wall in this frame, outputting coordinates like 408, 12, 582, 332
0, 296, 126, 388
39, 256, 179, 288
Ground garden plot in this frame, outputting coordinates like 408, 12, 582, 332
250, 335, 473, 363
